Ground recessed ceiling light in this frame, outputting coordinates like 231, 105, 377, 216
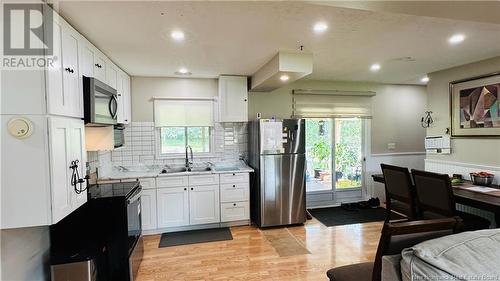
280, 74, 290, 81
171, 30, 185, 41
448, 34, 465, 44
370, 63, 381, 72
421, 76, 430, 83
174, 67, 191, 75
313, 22, 328, 33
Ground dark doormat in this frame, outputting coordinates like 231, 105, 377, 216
308, 207, 404, 227
159, 228, 233, 248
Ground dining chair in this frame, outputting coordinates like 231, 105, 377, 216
411, 169, 491, 231
326, 217, 463, 281
380, 164, 418, 221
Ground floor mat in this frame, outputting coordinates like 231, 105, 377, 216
262, 228, 311, 257
159, 228, 233, 248
308, 207, 404, 227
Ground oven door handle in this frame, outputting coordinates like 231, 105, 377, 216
127, 186, 142, 204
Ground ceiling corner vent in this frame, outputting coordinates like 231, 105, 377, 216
250, 51, 313, 92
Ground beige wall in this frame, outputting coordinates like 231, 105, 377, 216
131, 77, 217, 122
248, 80, 427, 154
427, 56, 500, 166
130, 77, 427, 154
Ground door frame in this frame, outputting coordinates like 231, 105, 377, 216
306, 118, 369, 208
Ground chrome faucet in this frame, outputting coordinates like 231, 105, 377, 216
185, 145, 193, 170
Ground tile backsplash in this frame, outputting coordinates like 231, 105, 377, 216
88, 122, 248, 172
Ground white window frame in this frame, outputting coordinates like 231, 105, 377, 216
155, 126, 215, 159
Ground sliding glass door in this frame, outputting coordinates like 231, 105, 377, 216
305, 118, 364, 204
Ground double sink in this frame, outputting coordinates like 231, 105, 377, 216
160, 165, 212, 174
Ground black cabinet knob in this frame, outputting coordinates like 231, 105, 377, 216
244, 98, 247, 102
233, 203, 236, 206
233, 185, 236, 188
232, 173, 235, 176
191, 188, 193, 191
184, 188, 187, 191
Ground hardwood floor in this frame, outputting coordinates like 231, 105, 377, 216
136, 218, 382, 281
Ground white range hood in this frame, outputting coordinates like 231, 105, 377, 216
250, 51, 313, 92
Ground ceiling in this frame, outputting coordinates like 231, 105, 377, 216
55, 1, 500, 85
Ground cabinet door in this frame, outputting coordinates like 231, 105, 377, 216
121, 74, 131, 124
157, 187, 189, 228
189, 185, 220, 225
78, 41, 94, 79
94, 53, 106, 82
106, 64, 117, 89
61, 27, 82, 118
48, 117, 73, 223
125, 75, 132, 124
69, 119, 87, 209
141, 189, 157, 231
46, 18, 65, 116
218, 76, 248, 122
116, 72, 125, 124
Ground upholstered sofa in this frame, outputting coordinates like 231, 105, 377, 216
383, 228, 500, 281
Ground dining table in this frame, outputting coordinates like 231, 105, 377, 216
372, 174, 500, 227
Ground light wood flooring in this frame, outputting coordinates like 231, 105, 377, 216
136, 218, 382, 281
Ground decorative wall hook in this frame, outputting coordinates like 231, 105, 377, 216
421, 111, 433, 128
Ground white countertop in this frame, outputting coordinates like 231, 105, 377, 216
98, 162, 254, 181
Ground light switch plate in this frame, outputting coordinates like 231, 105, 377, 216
387, 143, 396, 150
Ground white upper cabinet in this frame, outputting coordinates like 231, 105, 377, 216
122, 75, 132, 124
46, 17, 83, 118
78, 41, 95, 80
115, 70, 131, 124
116, 71, 125, 124
61, 27, 82, 118
106, 63, 118, 90
218, 75, 248, 122
93, 52, 107, 82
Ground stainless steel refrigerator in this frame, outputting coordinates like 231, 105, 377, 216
248, 119, 306, 227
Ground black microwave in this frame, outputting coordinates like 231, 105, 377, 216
83, 76, 118, 126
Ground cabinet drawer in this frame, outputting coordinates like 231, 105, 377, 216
189, 174, 219, 186
157, 176, 188, 188
221, 202, 249, 222
220, 172, 249, 184
220, 183, 249, 203
139, 178, 156, 189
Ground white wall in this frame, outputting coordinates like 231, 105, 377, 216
427, 56, 500, 167
1, 227, 50, 281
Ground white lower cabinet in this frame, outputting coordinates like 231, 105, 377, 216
149, 172, 250, 232
141, 189, 157, 231
157, 187, 189, 228
189, 185, 220, 225
221, 202, 249, 222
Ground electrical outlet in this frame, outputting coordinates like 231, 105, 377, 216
387, 143, 396, 150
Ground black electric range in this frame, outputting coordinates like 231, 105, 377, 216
51, 180, 143, 281
88, 181, 141, 200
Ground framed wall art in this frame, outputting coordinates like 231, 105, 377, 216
450, 72, 500, 137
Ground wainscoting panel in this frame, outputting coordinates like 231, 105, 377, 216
425, 159, 500, 228
365, 153, 426, 202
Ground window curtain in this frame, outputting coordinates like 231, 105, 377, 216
153, 98, 214, 127
292, 89, 375, 118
